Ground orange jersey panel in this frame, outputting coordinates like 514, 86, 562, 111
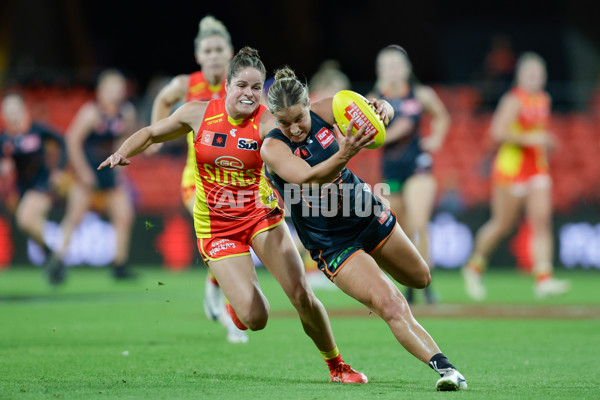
193, 98, 278, 238
512, 87, 550, 132
186, 71, 227, 102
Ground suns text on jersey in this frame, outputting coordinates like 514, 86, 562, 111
202, 164, 257, 186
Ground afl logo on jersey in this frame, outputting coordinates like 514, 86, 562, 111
215, 156, 244, 170
237, 138, 258, 151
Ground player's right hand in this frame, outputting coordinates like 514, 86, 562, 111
98, 152, 130, 170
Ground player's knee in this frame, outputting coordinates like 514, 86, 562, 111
408, 260, 431, 289
288, 281, 314, 312
243, 303, 270, 331
245, 314, 268, 331
373, 292, 410, 322
415, 269, 432, 289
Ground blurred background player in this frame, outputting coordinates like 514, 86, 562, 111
463, 52, 570, 300
371, 45, 450, 304
150, 16, 247, 343
308, 60, 351, 101
99, 47, 368, 383
0, 92, 67, 284
48, 69, 137, 282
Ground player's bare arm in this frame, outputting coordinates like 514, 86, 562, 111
261, 120, 371, 185
99, 101, 207, 169
151, 75, 189, 123
492, 93, 549, 148
66, 102, 100, 186
417, 85, 450, 153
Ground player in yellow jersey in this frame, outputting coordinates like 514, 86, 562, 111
100, 47, 368, 384
463, 52, 570, 299
150, 16, 246, 343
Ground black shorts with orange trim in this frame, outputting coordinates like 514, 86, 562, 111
308, 206, 396, 281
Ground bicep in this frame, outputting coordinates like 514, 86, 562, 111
153, 101, 206, 142
149, 116, 193, 143
66, 105, 96, 145
417, 86, 448, 118
260, 138, 311, 185
157, 76, 188, 106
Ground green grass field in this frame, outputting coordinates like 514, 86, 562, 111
1, 266, 599, 399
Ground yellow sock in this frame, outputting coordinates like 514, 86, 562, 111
320, 346, 340, 360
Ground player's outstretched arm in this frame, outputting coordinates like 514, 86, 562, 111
98, 101, 206, 170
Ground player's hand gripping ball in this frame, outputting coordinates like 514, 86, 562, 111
332, 90, 386, 149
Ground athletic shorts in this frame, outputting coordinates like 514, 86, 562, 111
309, 206, 396, 281
492, 145, 550, 196
17, 177, 51, 197
383, 140, 433, 194
197, 206, 284, 263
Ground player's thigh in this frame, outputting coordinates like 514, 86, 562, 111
63, 182, 92, 222
208, 254, 267, 315
371, 224, 430, 287
490, 184, 523, 230
251, 222, 306, 296
16, 190, 52, 225
404, 173, 437, 227
334, 251, 404, 314
525, 184, 552, 228
106, 186, 133, 223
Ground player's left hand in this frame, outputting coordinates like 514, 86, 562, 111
98, 152, 130, 170
368, 98, 390, 125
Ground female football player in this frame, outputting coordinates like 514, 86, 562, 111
260, 67, 467, 391
99, 47, 367, 384
150, 15, 246, 343
463, 52, 570, 299
370, 45, 451, 304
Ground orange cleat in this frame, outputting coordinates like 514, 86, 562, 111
225, 303, 248, 331
329, 362, 368, 383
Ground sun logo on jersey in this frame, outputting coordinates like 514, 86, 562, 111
237, 138, 258, 151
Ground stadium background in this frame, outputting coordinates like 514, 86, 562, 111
1, 0, 599, 271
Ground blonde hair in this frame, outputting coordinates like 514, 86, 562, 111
308, 60, 350, 94
267, 67, 310, 113
515, 51, 546, 73
194, 15, 232, 52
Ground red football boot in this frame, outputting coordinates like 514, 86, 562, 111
329, 362, 368, 383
